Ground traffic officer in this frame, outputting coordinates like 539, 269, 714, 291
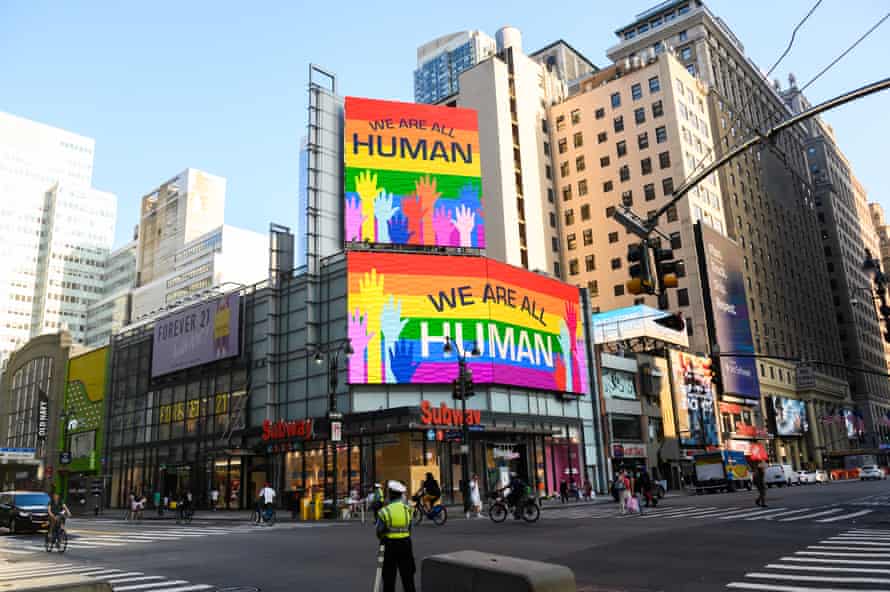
375, 480, 416, 592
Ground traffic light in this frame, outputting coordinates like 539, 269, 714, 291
626, 242, 655, 295
653, 312, 685, 332
452, 378, 463, 400
463, 369, 475, 399
653, 247, 684, 292
452, 369, 475, 400
705, 353, 723, 393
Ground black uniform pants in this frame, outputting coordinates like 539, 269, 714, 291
382, 538, 416, 592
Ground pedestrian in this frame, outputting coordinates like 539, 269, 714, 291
583, 480, 593, 501
754, 462, 767, 507
467, 474, 483, 519
559, 480, 569, 504
638, 469, 656, 508
153, 490, 161, 516
210, 487, 220, 511
613, 470, 631, 515
376, 480, 416, 592
369, 482, 385, 522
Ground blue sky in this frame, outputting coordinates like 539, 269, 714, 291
2, 1, 888, 248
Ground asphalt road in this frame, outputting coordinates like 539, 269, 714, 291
3, 478, 890, 592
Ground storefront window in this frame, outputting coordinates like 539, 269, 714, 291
611, 415, 642, 441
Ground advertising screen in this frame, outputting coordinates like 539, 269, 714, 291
696, 224, 760, 399
152, 293, 240, 377
344, 97, 484, 248
65, 347, 108, 470
771, 397, 809, 436
346, 252, 588, 394
670, 351, 719, 447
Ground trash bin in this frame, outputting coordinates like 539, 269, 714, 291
313, 492, 323, 520
301, 497, 312, 521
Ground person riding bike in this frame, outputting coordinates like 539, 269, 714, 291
498, 473, 528, 518
47, 492, 71, 540
178, 490, 194, 521
417, 473, 440, 513
257, 482, 276, 523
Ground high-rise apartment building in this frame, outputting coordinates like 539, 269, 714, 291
530, 40, 599, 95
869, 203, 890, 274
84, 240, 137, 347
606, 0, 842, 370
549, 52, 726, 353
414, 30, 496, 104
0, 112, 116, 366
135, 168, 225, 287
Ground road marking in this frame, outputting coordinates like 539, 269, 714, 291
639, 506, 714, 518
778, 508, 843, 522
113, 581, 190, 591
92, 572, 144, 580
117, 585, 213, 592
758, 508, 815, 520
662, 508, 731, 519
107, 577, 166, 584
815, 509, 874, 522
747, 571, 890, 584
797, 551, 890, 557
822, 540, 890, 547
781, 557, 890, 565
766, 563, 890, 574
720, 508, 788, 520
728, 582, 890, 591
808, 546, 890, 551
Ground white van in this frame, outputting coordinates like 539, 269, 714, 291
765, 464, 799, 487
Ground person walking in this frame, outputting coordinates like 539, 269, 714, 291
614, 470, 631, 515
376, 480, 416, 592
210, 487, 220, 511
467, 474, 483, 519
638, 469, 655, 508
754, 462, 767, 507
583, 480, 593, 502
559, 480, 569, 504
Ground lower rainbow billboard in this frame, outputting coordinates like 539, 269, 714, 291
346, 252, 588, 394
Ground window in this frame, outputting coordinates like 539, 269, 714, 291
634, 107, 646, 124
613, 116, 624, 132
588, 280, 599, 297
585, 255, 595, 272
595, 107, 605, 119
575, 155, 586, 172
547, 187, 554, 203
549, 212, 557, 227
545, 165, 552, 179
569, 259, 579, 275
652, 100, 664, 118
578, 179, 588, 196
608, 232, 619, 243
666, 204, 678, 222
621, 190, 633, 206
580, 204, 591, 221
564, 209, 575, 225
611, 92, 621, 108
611, 257, 622, 270
649, 76, 660, 93
670, 231, 682, 250
640, 158, 652, 175
571, 109, 581, 124
562, 186, 572, 201
551, 237, 559, 252
619, 165, 630, 182
583, 229, 593, 245
686, 63, 696, 76
603, 180, 614, 192
597, 131, 608, 143
558, 138, 567, 154
556, 115, 566, 131
573, 132, 583, 147
655, 126, 667, 143
631, 83, 642, 101
567, 233, 577, 250
560, 161, 570, 177
616, 140, 627, 157
659, 151, 671, 169
543, 141, 550, 156
679, 30, 688, 41
614, 284, 625, 296
678, 288, 690, 307
637, 132, 649, 150
662, 177, 674, 195
644, 183, 656, 201
600, 155, 611, 167
554, 261, 561, 277
680, 46, 692, 60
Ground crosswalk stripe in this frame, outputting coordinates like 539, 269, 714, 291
797, 551, 890, 557
746, 571, 890, 584
113, 580, 189, 591
720, 508, 788, 520
92, 572, 144, 580
828, 538, 890, 545
107, 576, 167, 584
728, 582, 890, 591
665, 508, 734, 519
822, 540, 890, 547
815, 509, 874, 522
781, 557, 890, 565
639, 507, 715, 518
807, 546, 890, 551
118, 585, 212, 592
778, 508, 843, 522
0, 548, 31, 554
0, 567, 100, 580
759, 508, 815, 520
765, 563, 890, 574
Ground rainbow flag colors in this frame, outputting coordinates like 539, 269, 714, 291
344, 97, 484, 248
346, 251, 588, 395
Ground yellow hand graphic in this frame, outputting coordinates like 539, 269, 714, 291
355, 170, 379, 240
354, 268, 386, 382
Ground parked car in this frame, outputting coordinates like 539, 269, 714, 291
0, 491, 51, 534
815, 470, 829, 483
797, 470, 818, 484
860, 465, 886, 481
765, 464, 799, 487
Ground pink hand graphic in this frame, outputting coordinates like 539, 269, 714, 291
574, 337, 587, 395
433, 206, 456, 246
347, 308, 374, 383
565, 301, 579, 391
344, 196, 365, 241
452, 205, 476, 247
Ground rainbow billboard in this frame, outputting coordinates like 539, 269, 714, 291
346, 252, 588, 394
344, 97, 484, 248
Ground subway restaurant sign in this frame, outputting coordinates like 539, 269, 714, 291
419, 400, 481, 427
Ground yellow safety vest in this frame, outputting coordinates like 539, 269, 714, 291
379, 502, 412, 539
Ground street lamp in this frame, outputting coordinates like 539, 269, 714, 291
443, 335, 479, 513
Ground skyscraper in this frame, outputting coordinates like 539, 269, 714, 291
0, 112, 116, 367
414, 30, 496, 104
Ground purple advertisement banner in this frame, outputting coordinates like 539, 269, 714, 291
151, 293, 241, 377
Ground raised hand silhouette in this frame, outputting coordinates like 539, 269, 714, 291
415, 175, 441, 244
574, 337, 588, 395
354, 170, 379, 241
354, 269, 386, 382
389, 340, 420, 383
374, 191, 399, 243
347, 309, 374, 383
400, 193, 426, 244
388, 213, 413, 244
565, 302, 579, 391
554, 354, 567, 392
558, 319, 574, 393
433, 206, 456, 246
381, 296, 409, 382
452, 204, 476, 247
344, 196, 365, 241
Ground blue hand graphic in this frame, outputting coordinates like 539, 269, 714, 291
457, 183, 481, 210
388, 213, 413, 244
374, 191, 399, 243
381, 295, 409, 382
389, 340, 419, 383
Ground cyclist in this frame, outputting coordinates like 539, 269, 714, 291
47, 492, 71, 541
417, 473, 440, 513
257, 482, 276, 522
498, 473, 527, 518
178, 490, 194, 522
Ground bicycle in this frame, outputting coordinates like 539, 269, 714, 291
251, 505, 276, 526
410, 495, 447, 526
45, 518, 68, 553
487, 492, 540, 523
176, 505, 194, 525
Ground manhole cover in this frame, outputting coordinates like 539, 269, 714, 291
216, 587, 260, 592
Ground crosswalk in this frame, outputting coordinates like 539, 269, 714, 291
0, 560, 215, 592
727, 528, 890, 591
545, 504, 876, 525
847, 493, 890, 507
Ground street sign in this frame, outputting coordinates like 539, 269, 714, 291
331, 420, 342, 443
37, 396, 49, 441
0, 447, 36, 461
426, 429, 436, 441
59, 451, 72, 465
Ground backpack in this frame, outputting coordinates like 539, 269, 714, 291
613, 475, 626, 491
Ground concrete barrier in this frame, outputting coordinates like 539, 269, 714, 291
422, 550, 576, 592
2, 574, 112, 592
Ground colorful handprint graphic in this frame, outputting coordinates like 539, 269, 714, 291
353, 268, 386, 383
354, 170, 379, 241
380, 295, 408, 382
344, 196, 365, 242
347, 309, 374, 383
374, 191, 398, 243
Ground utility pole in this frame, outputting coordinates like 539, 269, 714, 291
445, 336, 478, 513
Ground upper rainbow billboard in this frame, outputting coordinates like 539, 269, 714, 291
344, 97, 484, 248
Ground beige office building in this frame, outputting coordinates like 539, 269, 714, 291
549, 51, 726, 354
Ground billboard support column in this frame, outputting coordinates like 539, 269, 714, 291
580, 289, 608, 494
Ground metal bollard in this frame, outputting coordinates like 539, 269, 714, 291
422, 550, 576, 592
372, 542, 385, 592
